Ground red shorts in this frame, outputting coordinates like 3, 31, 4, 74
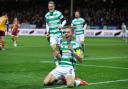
12, 30, 19, 36
0, 31, 5, 36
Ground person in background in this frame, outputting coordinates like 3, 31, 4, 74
121, 22, 127, 42
11, 17, 20, 47
71, 11, 87, 53
0, 12, 8, 50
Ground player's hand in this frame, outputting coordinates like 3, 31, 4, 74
46, 34, 49, 38
45, 34, 49, 38
68, 44, 73, 51
45, 32, 49, 38
56, 25, 62, 30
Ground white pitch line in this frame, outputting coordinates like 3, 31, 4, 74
5, 43, 127, 48
44, 79, 128, 89
85, 44, 127, 46
84, 56, 128, 60
40, 61, 128, 70
40, 61, 52, 63
77, 64, 128, 70
89, 79, 128, 85
39, 56, 128, 62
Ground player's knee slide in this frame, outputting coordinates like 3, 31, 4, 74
43, 80, 49, 85
44, 79, 55, 85
67, 82, 74, 88
44, 79, 52, 85
67, 84, 74, 88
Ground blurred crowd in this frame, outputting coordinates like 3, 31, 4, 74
0, 0, 128, 28
83, 8, 128, 26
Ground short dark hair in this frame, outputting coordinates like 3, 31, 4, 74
48, 1, 55, 6
65, 25, 74, 33
75, 10, 81, 14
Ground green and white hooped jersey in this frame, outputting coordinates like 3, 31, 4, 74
45, 10, 64, 37
59, 40, 81, 68
71, 18, 85, 35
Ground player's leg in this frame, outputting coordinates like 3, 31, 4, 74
125, 32, 128, 43
76, 35, 80, 44
0, 36, 2, 50
57, 36, 62, 58
80, 35, 85, 53
66, 75, 88, 87
51, 45, 58, 65
12, 30, 18, 47
43, 67, 62, 85
76, 35, 85, 53
50, 37, 59, 66
0, 31, 2, 49
75, 77, 88, 86
122, 32, 124, 40
1, 36, 5, 49
126, 32, 128, 43
64, 68, 75, 87
65, 68, 88, 87
43, 73, 57, 85
0, 31, 5, 50
66, 74, 75, 87
11, 35, 14, 43
12, 35, 15, 46
12, 30, 15, 46
14, 35, 18, 47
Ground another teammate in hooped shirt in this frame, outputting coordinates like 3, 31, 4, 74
45, 1, 67, 66
71, 11, 87, 53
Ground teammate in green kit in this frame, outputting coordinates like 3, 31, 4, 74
45, 1, 67, 66
43, 26, 88, 88
71, 11, 87, 53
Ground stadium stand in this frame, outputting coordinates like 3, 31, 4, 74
0, 0, 128, 29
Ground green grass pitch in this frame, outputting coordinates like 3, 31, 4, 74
0, 36, 128, 89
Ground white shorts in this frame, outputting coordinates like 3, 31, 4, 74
122, 32, 128, 38
50, 66, 75, 80
50, 36, 62, 46
76, 34, 85, 44
125, 31, 128, 38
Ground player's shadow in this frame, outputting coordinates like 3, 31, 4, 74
12, 85, 43, 89
14, 85, 88, 89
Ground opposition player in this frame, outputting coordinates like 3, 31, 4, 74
43, 26, 88, 88
11, 17, 20, 47
71, 11, 87, 52
0, 12, 8, 50
45, 1, 66, 66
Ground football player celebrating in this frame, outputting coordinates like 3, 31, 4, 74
45, 1, 66, 66
43, 26, 88, 88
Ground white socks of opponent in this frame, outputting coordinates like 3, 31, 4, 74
13, 41, 17, 47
